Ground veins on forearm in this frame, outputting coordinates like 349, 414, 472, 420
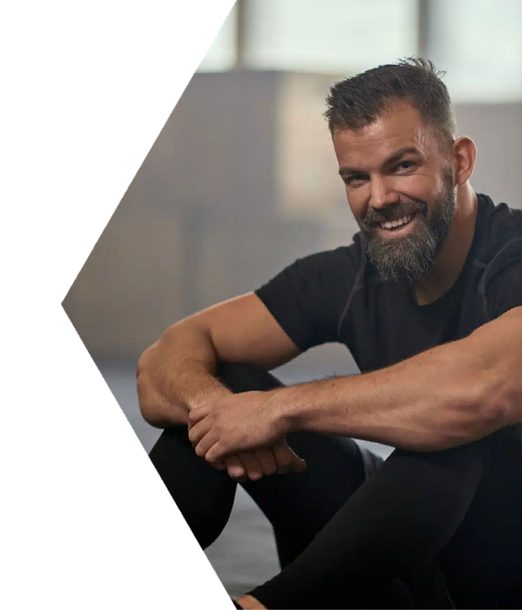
268, 342, 493, 450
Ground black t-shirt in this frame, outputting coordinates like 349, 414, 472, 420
255, 194, 522, 609
255, 193, 522, 373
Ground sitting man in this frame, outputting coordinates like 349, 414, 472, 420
136, 58, 522, 609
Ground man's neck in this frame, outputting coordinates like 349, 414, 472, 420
413, 185, 478, 306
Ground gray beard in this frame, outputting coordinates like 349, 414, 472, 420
364, 170, 456, 283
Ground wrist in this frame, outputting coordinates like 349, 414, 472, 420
266, 385, 306, 435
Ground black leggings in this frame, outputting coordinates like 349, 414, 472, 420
149, 363, 522, 609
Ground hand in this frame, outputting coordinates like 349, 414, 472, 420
217, 441, 306, 482
236, 594, 267, 609
188, 390, 290, 462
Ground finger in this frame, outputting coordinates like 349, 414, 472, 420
237, 452, 264, 482
205, 441, 230, 465
188, 418, 213, 446
188, 405, 210, 426
286, 444, 307, 472
272, 441, 294, 474
223, 455, 247, 482
207, 457, 226, 470
253, 448, 277, 477
273, 441, 307, 475
195, 430, 220, 458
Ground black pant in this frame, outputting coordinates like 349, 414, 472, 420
149, 363, 522, 609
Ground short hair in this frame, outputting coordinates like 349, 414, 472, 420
325, 57, 457, 148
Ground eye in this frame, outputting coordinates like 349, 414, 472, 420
344, 174, 367, 186
395, 160, 416, 172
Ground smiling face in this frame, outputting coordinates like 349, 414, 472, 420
334, 100, 457, 283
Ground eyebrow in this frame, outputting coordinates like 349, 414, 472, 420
338, 146, 423, 177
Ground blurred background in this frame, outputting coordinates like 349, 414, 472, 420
63, 0, 522, 598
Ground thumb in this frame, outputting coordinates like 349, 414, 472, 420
288, 447, 307, 472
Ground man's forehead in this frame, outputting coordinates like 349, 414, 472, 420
333, 103, 427, 146
332, 102, 431, 161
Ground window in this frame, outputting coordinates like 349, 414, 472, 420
243, 0, 418, 74
428, 0, 522, 101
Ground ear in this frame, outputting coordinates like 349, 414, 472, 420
452, 137, 477, 186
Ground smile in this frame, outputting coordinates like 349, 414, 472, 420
380, 214, 413, 230
374, 212, 419, 238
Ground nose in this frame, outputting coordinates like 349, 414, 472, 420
369, 176, 397, 210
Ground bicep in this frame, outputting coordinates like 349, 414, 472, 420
188, 292, 302, 370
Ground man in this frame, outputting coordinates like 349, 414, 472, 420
137, 58, 522, 609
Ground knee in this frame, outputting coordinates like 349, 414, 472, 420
149, 427, 236, 549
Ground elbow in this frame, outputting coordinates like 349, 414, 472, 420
137, 370, 189, 428
478, 398, 507, 434
136, 359, 169, 428
136, 374, 162, 428
481, 381, 520, 430
140, 406, 167, 429
138, 387, 181, 429
436, 375, 508, 450
469, 371, 511, 438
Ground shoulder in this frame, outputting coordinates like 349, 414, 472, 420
253, 239, 365, 350
475, 194, 522, 317
475, 193, 522, 265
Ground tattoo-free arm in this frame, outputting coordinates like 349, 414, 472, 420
274, 306, 522, 451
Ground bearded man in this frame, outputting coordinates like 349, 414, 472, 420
137, 58, 522, 609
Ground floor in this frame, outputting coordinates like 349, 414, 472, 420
97, 358, 392, 599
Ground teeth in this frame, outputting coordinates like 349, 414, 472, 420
381, 215, 411, 230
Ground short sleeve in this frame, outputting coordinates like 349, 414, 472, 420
484, 237, 522, 320
486, 260, 522, 319
254, 245, 361, 352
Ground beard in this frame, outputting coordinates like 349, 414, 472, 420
362, 167, 456, 283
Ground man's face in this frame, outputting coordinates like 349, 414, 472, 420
333, 101, 456, 283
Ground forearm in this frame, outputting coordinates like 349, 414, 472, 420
137, 322, 232, 428
276, 331, 506, 451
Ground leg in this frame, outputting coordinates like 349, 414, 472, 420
243, 429, 368, 567
148, 362, 286, 549
214, 362, 369, 568
149, 424, 237, 549
249, 437, 491, 609
149, 362, 369, 560
439, 424, 522, 608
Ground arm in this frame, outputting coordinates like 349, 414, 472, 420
190, 307, 522, 459
137, 292, 305, 479
283, 306, 522, 450
136, 292, 301, 428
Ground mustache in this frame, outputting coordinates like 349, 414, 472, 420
363, 199, 427, 226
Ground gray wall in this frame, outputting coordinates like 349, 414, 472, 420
63, 70, 522, 375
